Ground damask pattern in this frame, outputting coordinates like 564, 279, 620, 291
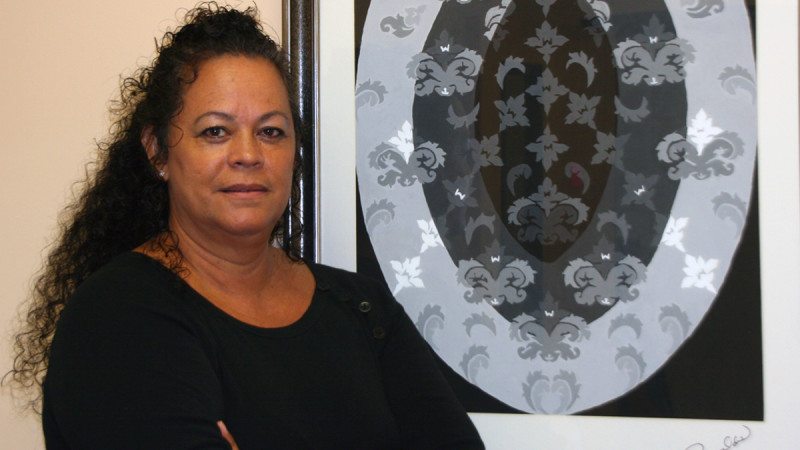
356, 0, 756, 413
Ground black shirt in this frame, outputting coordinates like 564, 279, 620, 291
43, 252, 483, 449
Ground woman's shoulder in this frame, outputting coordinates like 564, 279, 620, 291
63, 252, 190, 325
308, 262, 390, 297
306, 262, 402, 317
75, 251, 176, 295
50, 252, 211, 374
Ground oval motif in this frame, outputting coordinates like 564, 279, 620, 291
356, 0, 757, 413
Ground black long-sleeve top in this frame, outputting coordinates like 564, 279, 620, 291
43, 252, 484, 449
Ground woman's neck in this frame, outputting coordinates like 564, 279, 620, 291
177, 217, 285, 295
136, 224, 280, 296
136, 214, 315, 328
136, 226, 312, 328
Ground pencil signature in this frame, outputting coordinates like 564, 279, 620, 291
686, 425, 752, 450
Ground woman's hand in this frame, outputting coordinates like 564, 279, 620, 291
217, 421, 239, 450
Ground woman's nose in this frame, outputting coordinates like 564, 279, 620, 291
227, 134, 264, 168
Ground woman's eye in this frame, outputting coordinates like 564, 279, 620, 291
201, 126, 228, 139
260, 127, 284, 139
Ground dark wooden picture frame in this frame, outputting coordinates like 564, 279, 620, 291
283, 0, 318, 262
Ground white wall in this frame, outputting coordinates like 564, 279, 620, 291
0, 2, 282, 447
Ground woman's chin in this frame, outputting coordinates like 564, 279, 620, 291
210, 217, 278, 241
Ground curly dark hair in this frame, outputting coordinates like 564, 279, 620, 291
7, 2, 302, 410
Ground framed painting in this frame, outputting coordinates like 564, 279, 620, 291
286, 0, 800, 447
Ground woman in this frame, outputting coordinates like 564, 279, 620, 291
10, 4, 483, 449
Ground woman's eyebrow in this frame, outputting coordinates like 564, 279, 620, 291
193, 110, 290, 125
193, 111, 235, 125
257, 111, 291, 123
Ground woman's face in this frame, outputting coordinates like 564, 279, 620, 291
159, 55, 295, 241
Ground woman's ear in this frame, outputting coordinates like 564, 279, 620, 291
141, 126, 167, 180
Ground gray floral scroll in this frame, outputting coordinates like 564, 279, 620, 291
356, 0, 756, 414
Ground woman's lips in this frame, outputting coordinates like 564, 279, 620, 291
221, 184, 268, 192
220, 184, 268, 197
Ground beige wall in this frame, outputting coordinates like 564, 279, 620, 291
0, 1, 282, 447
